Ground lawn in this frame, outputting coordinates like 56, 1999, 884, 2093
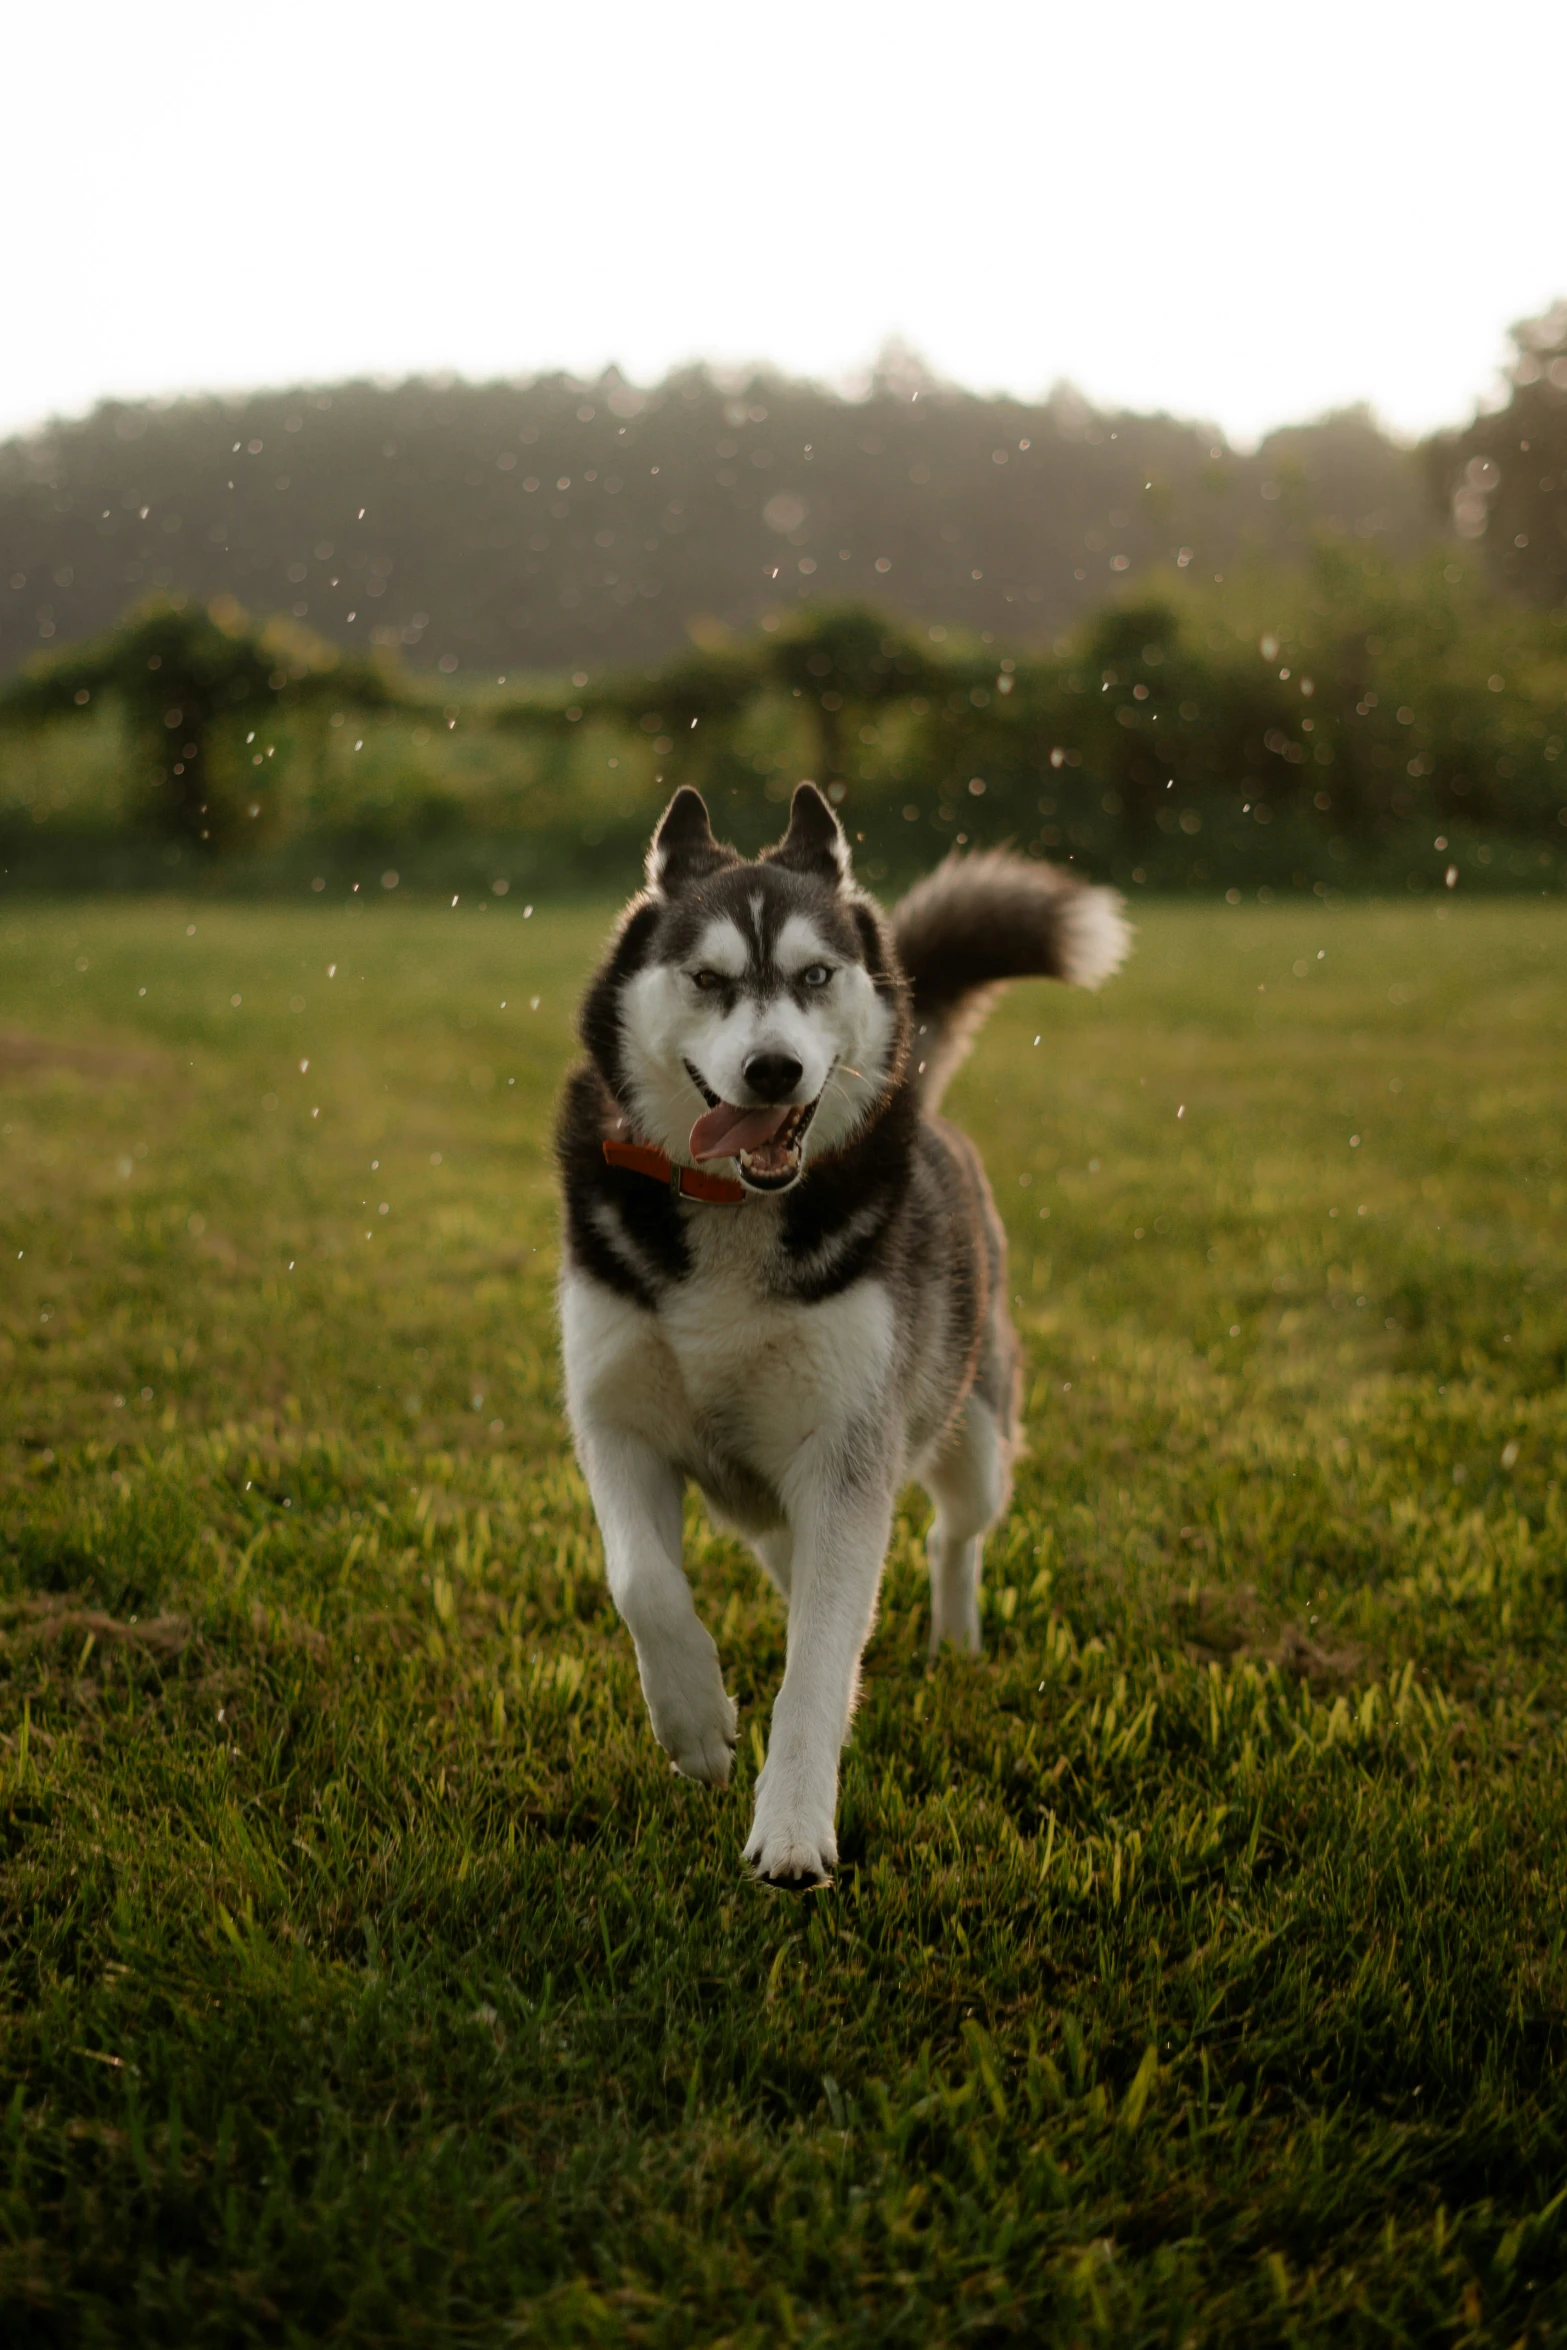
1, 889, 1565, 2345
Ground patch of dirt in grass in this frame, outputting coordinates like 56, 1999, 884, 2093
1273, 1621, 1364, 1692
0, 1032, 160, 1077
0, 1594, 193, 1658
247, 1600, 328, 1662
1174, 1582, 1363, 1692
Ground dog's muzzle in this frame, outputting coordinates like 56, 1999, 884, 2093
684, 1061, 827, 1192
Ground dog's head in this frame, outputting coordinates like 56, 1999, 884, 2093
583, 785, 903, 1193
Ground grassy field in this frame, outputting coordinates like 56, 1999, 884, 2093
2, 889, 1566, 2345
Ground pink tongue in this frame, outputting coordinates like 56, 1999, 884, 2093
689, 1100, 792, 1163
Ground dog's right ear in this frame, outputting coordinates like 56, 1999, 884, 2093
646, 788, 737, 895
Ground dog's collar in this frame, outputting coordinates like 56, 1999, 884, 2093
602, 1136, 747, 1206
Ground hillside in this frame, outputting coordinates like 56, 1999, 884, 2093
1, 363, 1435, 681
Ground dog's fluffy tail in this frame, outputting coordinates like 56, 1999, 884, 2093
890, 851, 1129, 1107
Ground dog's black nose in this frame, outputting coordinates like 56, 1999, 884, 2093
744, 1050, 803, 1102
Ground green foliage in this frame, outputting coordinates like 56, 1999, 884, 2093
993, 545, 1567, 888
1428, 301, 1567, 608
4, 553, 1565, 897
0, 597, 409, 852
515, 603, 954, 802
2, 895, 1566, 2340
516, 552, 1567, 893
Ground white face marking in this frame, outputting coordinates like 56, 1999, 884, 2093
617, 891, 898, 1172
758, 913, 898, 1162
774, 913, 833, 982
799, 963, 895, 1162
688, 916, 747, 981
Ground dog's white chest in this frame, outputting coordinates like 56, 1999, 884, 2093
562, 1230, 895, 1506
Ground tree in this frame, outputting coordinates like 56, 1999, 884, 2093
0, 595, 409, 850
498, 602, 960, 810
0, 367, 1440, 687
760, 604, 950, 798
1427, 303, 1567, 608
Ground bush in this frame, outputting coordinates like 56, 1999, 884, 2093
3, 555, 1564, 897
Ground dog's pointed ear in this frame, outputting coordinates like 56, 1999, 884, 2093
646, 788, 736, 895
763, 782, 852, 887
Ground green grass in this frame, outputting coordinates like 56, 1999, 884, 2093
2, 892, 1566, 2346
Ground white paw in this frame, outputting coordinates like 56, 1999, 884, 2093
638, 1632, 738, 1786
744, 1768, 838, 1887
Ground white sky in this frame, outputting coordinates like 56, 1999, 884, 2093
8, 0, 1564, 449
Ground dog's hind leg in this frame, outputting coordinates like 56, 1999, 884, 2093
922, 1395, 1011, 1657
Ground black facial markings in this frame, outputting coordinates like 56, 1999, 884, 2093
665, 864, 864, 999
785, 964, 835, 1011
690, 972, 741, 1015
579, 897, 661, 1100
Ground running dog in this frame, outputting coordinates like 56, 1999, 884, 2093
556, 783, 1128, 1884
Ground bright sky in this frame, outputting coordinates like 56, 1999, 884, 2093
9, 0, 1564, 449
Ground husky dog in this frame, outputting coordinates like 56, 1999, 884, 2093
556, 784, 1127, 1885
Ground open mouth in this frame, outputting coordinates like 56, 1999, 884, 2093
683, 1062, 824, 1192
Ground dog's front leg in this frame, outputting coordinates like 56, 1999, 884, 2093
744, 1459, 894, 1885
575, 1418, 737, 1785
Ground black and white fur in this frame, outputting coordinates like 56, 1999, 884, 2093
556, 784, 1128, 1885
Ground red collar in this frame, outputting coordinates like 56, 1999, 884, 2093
602, 1136, 747, 1205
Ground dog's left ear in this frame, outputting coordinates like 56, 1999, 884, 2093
646, 788, 737, 895
762, 782, 852, 887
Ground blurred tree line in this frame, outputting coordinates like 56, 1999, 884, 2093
0, 355, 1433, 685
1428, 302, 1567, 609
5, 543, 1563, 898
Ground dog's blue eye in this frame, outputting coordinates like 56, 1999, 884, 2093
801, 964, 833, 988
